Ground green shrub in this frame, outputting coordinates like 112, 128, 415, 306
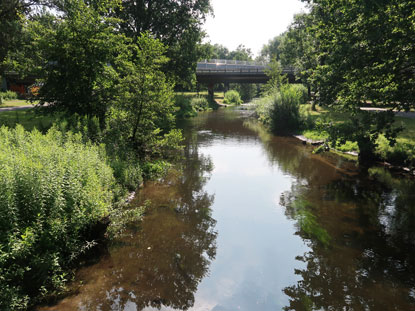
290, 84, 309, 104
376, 135, 415, 167
231, 83, 257, 102
0, 125, 115, 310
174, 95, 211, 118
174, 94, 197, 118
111, 157, 143, 191
191, 97, 209, 111
255, 84, 308, 134
0, 90, 18, 100
223, 90, 243, 105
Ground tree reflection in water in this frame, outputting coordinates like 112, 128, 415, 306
46, 135, 217, 311
280, 170, 415, 311
246, 120, 415, 310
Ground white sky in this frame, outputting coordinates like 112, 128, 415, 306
203, 0, 307, 57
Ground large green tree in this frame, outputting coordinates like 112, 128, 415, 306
280, 13, 318, 101
0, 0, 56, 75
35, 0, 127, 123
116, 0, 212, 87
303, 0, 415, 163
0, 0, 25, 75
259, 33, 286, 62
112, 33, 180, 158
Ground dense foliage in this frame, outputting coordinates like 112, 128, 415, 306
33, 0, 127, 123
263, 0, 415, 164
256, 84, 308, 134
223, 90, 243, 106
0, 90, 18, 101
116, 0, 212, 86
0, 125, 115, 310
0, 0, 194, 307
174, 95, 211, 118
306, 0, 415, 162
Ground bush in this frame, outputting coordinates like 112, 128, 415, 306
174, 95, 211, 118
191, 97, 209, 111
255, 84, 308, 134
111, 157, 143, 191
376, 135, 415, 167
174, 95, 195, 118
231, 84, 257, 102
223, 90, 243, 105
0, 125, 115, 310
0, 90, 18, 100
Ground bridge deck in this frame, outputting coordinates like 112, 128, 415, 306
196, 59, 296, 84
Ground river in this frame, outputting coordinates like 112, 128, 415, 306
40, 108, 415, 311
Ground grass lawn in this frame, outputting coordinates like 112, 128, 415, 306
177, 91, 225, 104
0, 99, 38, 108
395, 116, 415, 142
0, 109, 56, 131
300, 104, 356, 149
300, 104, 415, 166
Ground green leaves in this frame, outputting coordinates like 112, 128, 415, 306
36, 0, 128, 120
0, 125, 115, 309
116, 0, 213, 86
223, 90, 243, 106
299, 0, 415, 162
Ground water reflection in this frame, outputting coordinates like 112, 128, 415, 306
40, 108, 415, 311
39, 132, 217, 311
280, 170, 415, 310
244, 117, 415, 310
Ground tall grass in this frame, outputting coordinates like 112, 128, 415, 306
255, 84, 308, 134
223, 90, 243, 105
0, 125, 115, 310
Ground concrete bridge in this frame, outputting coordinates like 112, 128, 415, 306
196, 59, 297, 99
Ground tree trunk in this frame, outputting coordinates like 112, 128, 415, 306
358, 137, 376, 166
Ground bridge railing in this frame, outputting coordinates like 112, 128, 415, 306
196, 60, 296, 74
200, 59, 269, 67
197, 59, 267, 73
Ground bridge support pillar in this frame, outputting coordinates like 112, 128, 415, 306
224, 82, 229, 92
208, 83, 215, 102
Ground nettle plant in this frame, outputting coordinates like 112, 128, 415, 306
0, 125, 115, 310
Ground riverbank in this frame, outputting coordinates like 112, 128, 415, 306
0, 102, 181, 310
37, 108, 415, 311
298, 104, 415, 170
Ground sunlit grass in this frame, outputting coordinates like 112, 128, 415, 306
299, 104, 415, 165
0, 99, 38, 108
0, 110, 56, 131
177, 91, 225, 104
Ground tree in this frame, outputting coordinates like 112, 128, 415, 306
0, 0, 57, 76
204, 43, 230, 60
112, 33, 180, 157
303, 0, 415, 163
0, 0, 25, 76
115, 0, 212, 87
280, 13, 318, 104
35, 0, 127, 124
228, 44, 253, 61
262, 60, 287, 95
202, 43, 253, 61
259, 33, 286, 62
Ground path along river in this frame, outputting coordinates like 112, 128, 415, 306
40, 108, 415, 311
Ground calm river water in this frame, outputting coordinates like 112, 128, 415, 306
40, 108, 415, 311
